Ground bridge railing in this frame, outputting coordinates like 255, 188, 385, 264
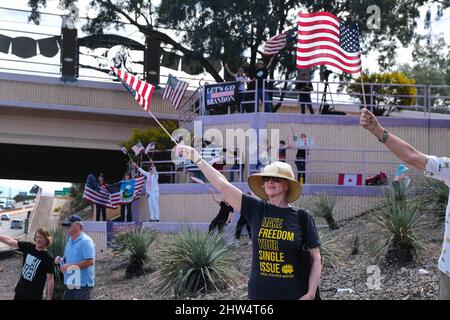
183, 79, 449, 120
139, 147, 422, 186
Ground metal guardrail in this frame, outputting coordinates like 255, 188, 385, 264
138, 147, 420, 186
178, 78, 450, 122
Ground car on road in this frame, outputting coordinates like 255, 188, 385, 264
10, 219, 24, 229
1, 214, 11, 221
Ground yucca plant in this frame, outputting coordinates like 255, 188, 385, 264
414, 178, 449, 222
370, 186, 427, 265
152, 228, 242, 298
317, 229, 345, 268
47, 227, 68, 300
313, 195, 339, 230
113, 226, 158, 277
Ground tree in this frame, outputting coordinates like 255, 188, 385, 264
28, 0, 450, 82
28, 0, 224, 84
121, 120, 178, 151
158, 0, 450, 75
398, 36, 450, 108
347, 72, 417, 116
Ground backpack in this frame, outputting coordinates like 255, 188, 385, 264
297, 209, 321, 300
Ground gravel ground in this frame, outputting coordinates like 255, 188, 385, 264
0, 217, 444, 300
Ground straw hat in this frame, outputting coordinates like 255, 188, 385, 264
248, 161, 302, 203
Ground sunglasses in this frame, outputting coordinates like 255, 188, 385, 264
262, 177, 285, 183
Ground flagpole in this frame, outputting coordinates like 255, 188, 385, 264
145, 109, 179, 146
359, 54, 368, 111
111, 68, 179, 146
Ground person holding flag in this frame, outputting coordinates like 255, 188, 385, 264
132, 161, 160, 222
177, 144, 321, 300
145, 142, 156, 156
95, 173, 108, 221
360, 107, 450, 300
119, 172, 134, 222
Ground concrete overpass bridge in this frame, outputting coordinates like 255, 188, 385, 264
0, 72, 180, 182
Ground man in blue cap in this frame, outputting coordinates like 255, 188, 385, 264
56, 215, 96, 300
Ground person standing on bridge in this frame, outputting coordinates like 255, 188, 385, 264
95, 173, 107, 221
133, 161, 160, 222
0, 227, 55, 300
360, 107, 450, 300
119, 172, 134, 222
178, 145, 322, 300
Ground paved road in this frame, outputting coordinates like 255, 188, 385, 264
0, 207, 33, 251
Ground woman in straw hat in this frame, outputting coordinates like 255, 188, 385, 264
180, 145, 321, 300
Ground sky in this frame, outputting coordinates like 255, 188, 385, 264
0, 179, 72, 197
0, 1, 449, 194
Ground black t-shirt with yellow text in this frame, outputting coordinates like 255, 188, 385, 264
240, 193, 320, 300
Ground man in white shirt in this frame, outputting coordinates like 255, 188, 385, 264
132, 161, 160, 222
360, 108, 450, 300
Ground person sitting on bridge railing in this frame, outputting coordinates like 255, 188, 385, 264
0, 228, 54, 300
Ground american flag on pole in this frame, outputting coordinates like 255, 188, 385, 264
110, 67, 155, 111
163, 74, 189, 110
262, 29, 296, 56
131, 141, 144, 155
109, 175, 146, 206
145, 142, 156, 154
120, 145, 128, 155
296, 12, 362, 74
83, 174, 116, 208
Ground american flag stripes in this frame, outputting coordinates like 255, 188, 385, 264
110, 67, 155, 112
296, 12, 362, 74
83, 174, 146, 209
163, 74, 189, 110
131, 141, 144, 155
83, 174, 116, 209
262, 29, 296, 56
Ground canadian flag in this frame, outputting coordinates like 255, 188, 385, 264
338, 174, 363, 186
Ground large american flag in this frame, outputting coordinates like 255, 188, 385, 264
163, 74, 189, 110
110, 67, 155, 111
83, 174, 115, 209
262, 29, 296, 56
108, 175, 146, 206
296, 12, 362, 74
